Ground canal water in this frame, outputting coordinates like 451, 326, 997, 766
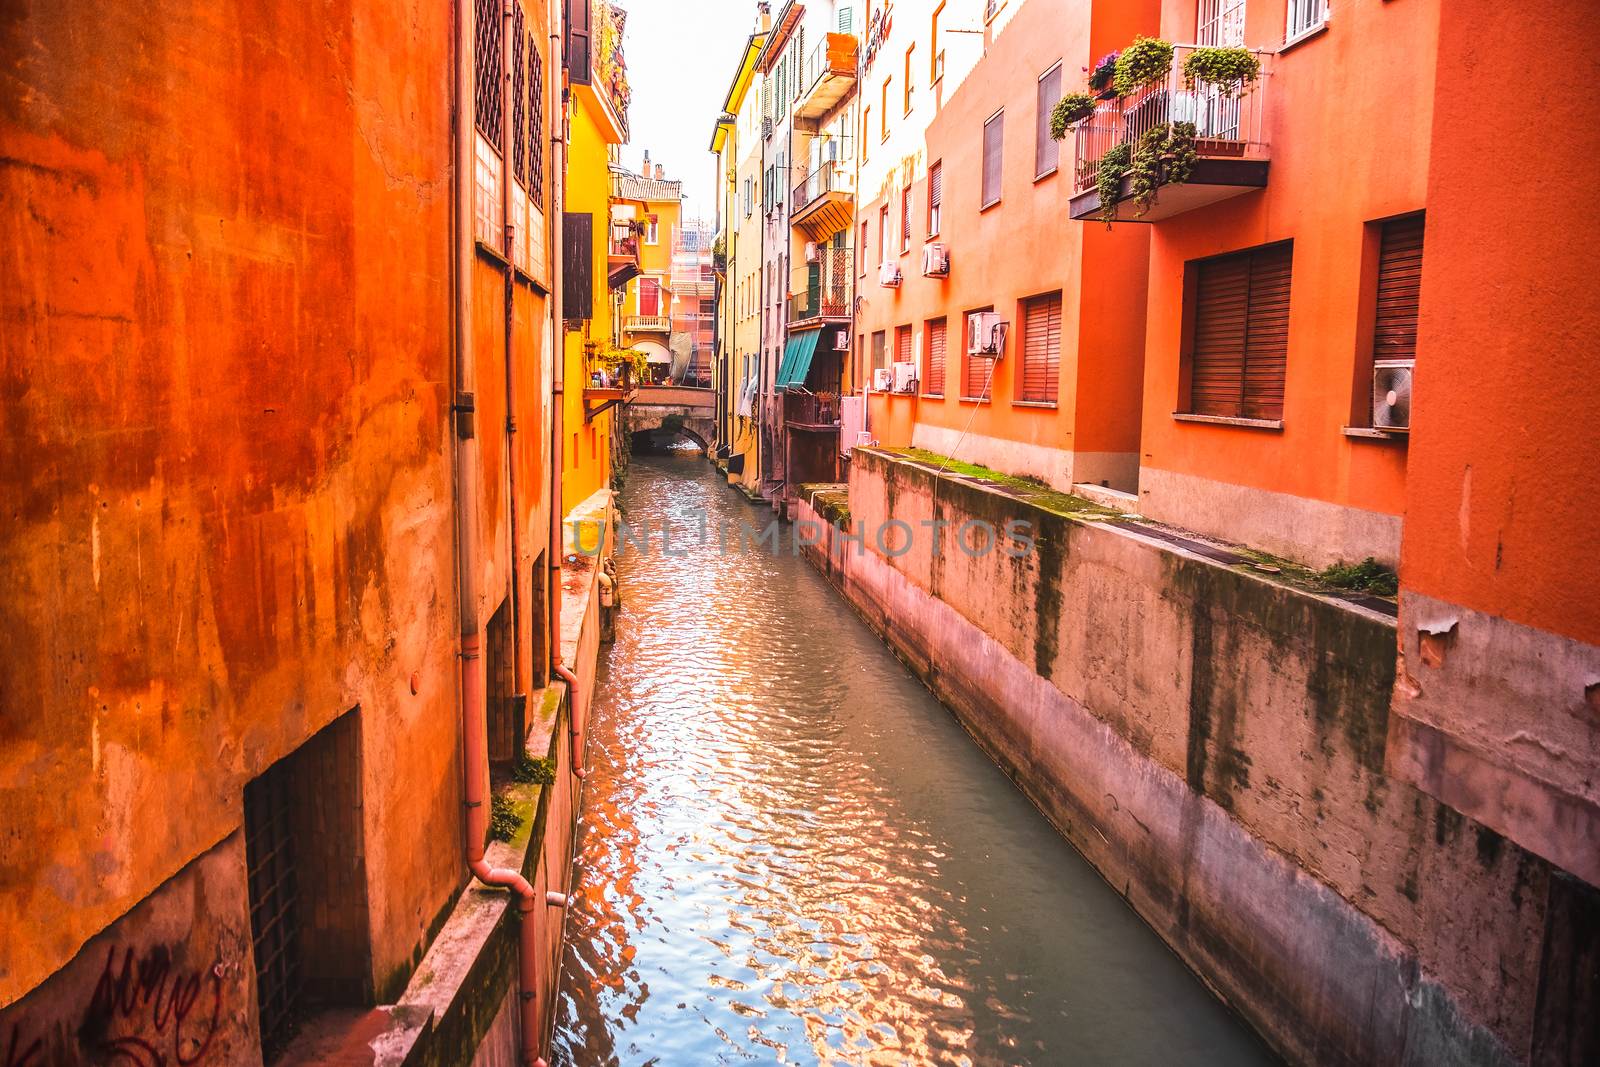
552, 454, 1273, 1066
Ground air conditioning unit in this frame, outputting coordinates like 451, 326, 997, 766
1372, 362, 1413, 431
805, 241, 821, 263
892, 361, 917, 394
967, 311, 1006, 357
921, 243, 950, 278
878, 261, 903, 288
832, 328, 851, 352
872, 367, 893, 391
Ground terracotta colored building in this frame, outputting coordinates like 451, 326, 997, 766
612, 155, 683, 384
0, 0, 609, 1062
859, 0, 1158, 497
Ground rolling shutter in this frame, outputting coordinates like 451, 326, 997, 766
896, 325, 912, 366
963, 311, 991, 399
926, 317, 947, 395
901, 187, 911, 249
927, 160, 942, 233
1019, 293, 1061, 403
1188, 242, 1291, 420
982, 112, 1003, 207
1036, 65, 1062, 177
1373, 213, 1424, 365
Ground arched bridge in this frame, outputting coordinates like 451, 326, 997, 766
627, 385, 716, 451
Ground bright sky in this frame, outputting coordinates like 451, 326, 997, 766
618, 0, 757, 224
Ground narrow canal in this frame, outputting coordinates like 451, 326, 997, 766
552, 454, 1273, 1066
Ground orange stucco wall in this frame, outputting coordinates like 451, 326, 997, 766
861, 0, 1158, 491
1138, 0, 1436, 548
0, 0, 558, 1023
1401, 0, 1600, 645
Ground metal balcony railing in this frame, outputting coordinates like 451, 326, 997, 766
788, 248, 855, 322
784, 390, 841, 428
608, 231, 638, 259
800, 35, 859, 99
1073, 43, 1273, 195
792, 159, 855, 215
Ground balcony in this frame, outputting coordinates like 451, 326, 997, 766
787, 248, 854, 325
795, 34, 858, 121
783, 390, 842, 432
607, 227, 640, 289
624, 314, 671, 333
1068, 44, 1271, 223
791, 160, 856, 237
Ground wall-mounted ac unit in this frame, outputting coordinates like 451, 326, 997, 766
871, 367, 893, 391
878, 261, 903, 288
1372, 362, 1413, 431
967, 311, 1006, 357
832, 328, 851, 352
921, 243, 950, 278
892, 361, 917, 394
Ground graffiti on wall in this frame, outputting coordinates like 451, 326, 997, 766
1, 943, 226, 1067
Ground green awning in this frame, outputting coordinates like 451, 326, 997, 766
776, 330, 821, 390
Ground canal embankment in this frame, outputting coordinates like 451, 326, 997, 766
795, 447, 1566, 1067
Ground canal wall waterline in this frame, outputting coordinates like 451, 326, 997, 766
793, 449, 1555, 1067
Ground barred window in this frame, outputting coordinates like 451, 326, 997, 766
474, 0, 503, 148
512, 4, 527, 184
529, 32, 545, 207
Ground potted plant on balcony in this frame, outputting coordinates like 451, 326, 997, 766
1129, 121, 1197, 217
1094, 142, 1132, 227
1086, 51, 1120, 99
1181, 46, 1261, 97
1049, 92, 1098, 141
1113, 36, 1174, 98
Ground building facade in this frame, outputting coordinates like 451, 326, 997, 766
613, 155, 685, 385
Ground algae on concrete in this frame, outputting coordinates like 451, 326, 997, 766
880, 447, 1121, 519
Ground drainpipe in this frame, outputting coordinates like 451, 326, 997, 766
453, 4, 550, 1067
503, 0, 525, 704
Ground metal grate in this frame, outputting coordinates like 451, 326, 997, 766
245, 763, 302, 1060
529, 34, 544, 207
474, 0, 503, 147
512, 2, 527, 183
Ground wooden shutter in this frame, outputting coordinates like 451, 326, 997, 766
1373, 213, 1424, 364
565, 0, 591, 85
928, 160, 942, 233
1036, 65, 1061, 177
563, 213, 593, 320
1187, 242, 1291, 419
896, 325, 912, 365
982, 112, 1003, 206
926, 317, 947, 395
1242, 243, 1291, 420
1020, 293, 1061, 403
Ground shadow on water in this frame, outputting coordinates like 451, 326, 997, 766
552, 453, 1276, 1066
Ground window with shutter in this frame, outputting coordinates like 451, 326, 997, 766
1184, 242, 1293, 421
1018, 292, 1062, 404
565, 0, 591, 86
1373, 213, 1424, 365
871, 330, 888, 371
925, 317, 947, 396
839, 6, 853, 34
563, 213, 593, 320
475, 0, 504, 145
964, 307, 994, 399
900, 187, 912, 253
896, 325, 912, 369
928, 160, 942, 235
1036, 64, 1062, 178
982, 111, 1003, 208
878, 205, 889, 264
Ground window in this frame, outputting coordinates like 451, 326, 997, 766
528, 31, 545, 207
644, 219, 659, 245
924, 317, 947, 396
861, 220, 870, 274
900, 187, 912, 253
1017, 292, 1062, 404
638, 276, 662, 316
930, 2, 946, 82
1035, 63, 1062, 179
982, 110, 1004, 208
1286, 0, 1328, 41
927, 160, 942, 236
881, 77, 891, 140
1197, 0, 1246, 47
776, 55, 788, 119
862, 105, 872, 160
1371, 213, 1424, 367
963, 307, 995, 400
871, 330, 888, 371
896, 324, 913, 370
838, 5, 853, 33
473, 0, 504, 147
878, 204, 889, 264
904, 44, 916, 115
1183, 242, 1293, 421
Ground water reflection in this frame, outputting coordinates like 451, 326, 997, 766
552, 455, 1272, 1066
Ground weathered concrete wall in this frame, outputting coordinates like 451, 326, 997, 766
795, 448, 1590, 1066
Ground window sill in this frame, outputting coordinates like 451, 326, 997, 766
1172, 412, 1284, 430
1343, 426, 1409, 443
1033, 166, 1058, 184
1013, 399, 1058, 409
1279, 19, 1329, 55
959, 396, 992, 405
980, 198, 1002, 213
475, 240, 508, 267
921, 392, 945, 400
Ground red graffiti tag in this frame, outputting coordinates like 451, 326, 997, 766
82, 945, 225, 1066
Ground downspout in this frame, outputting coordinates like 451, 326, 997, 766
454, 4, 556, 1067
502, 0, 524, 704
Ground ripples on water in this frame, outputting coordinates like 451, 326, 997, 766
552, 455, 1272, 1066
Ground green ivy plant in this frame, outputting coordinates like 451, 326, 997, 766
1094, 142, 1133, 226
1049, 92, 1098, 141
1129, 122, 1197, 217
1181, 46, 1261, 96
488, 793, 521, 842
1113, 36, 1174, 97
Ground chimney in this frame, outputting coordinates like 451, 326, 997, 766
642, 149, 650, 174
655, 164, 665, 181
758, 1, 770, 32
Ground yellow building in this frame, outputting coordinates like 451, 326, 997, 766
613, 155, 684, 382
563, 0, 631, 512
711, 17, 768, 496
